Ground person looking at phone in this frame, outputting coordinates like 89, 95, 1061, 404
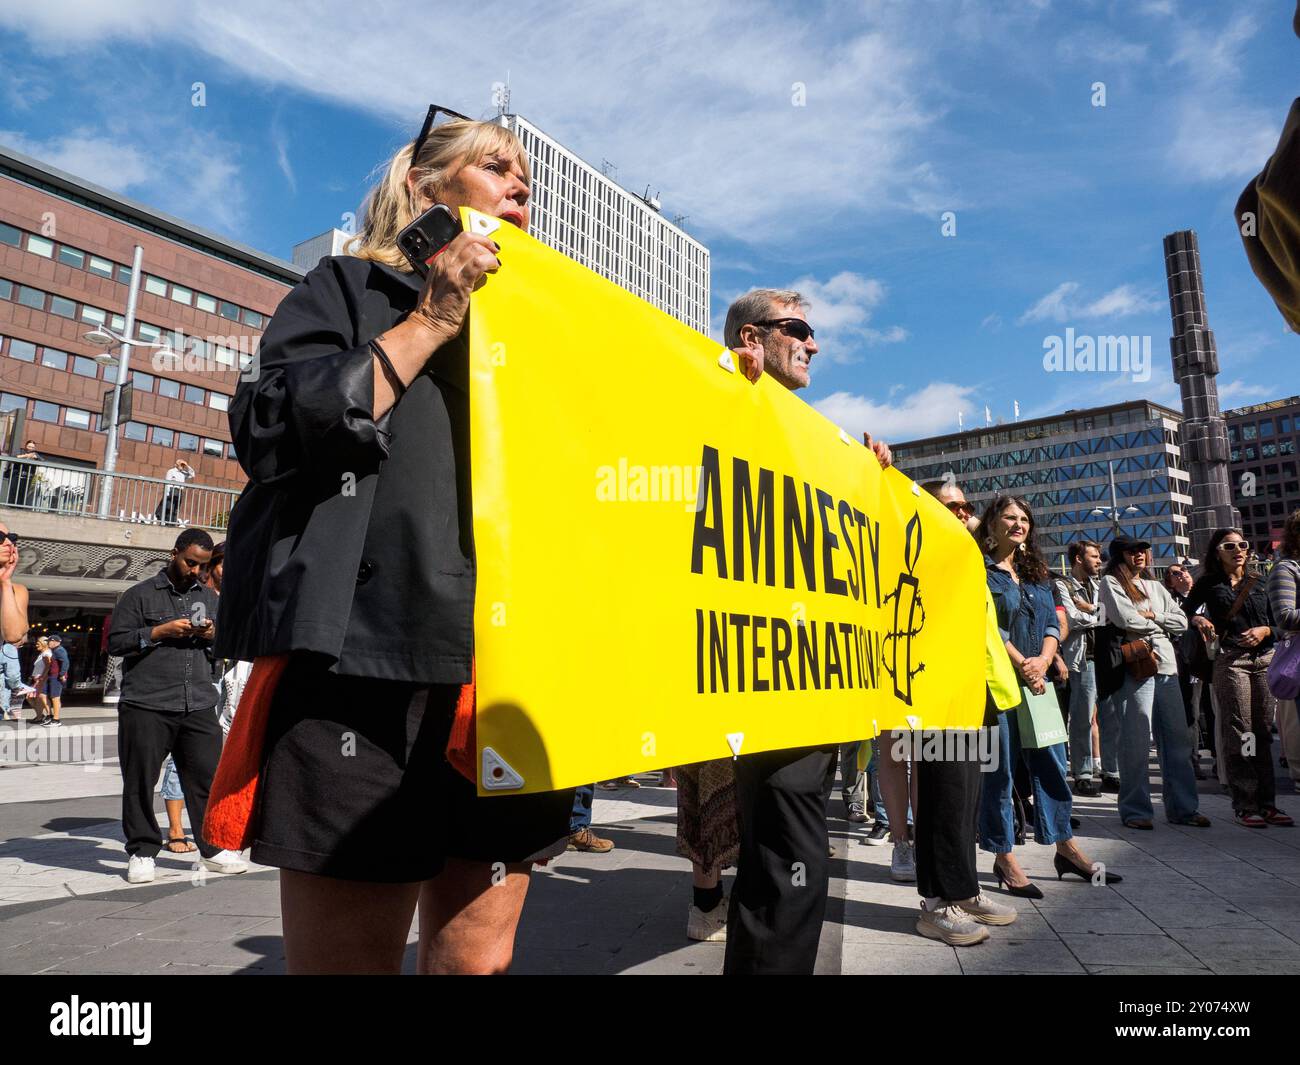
108, 528, 248, 884
212, 108, 572, 975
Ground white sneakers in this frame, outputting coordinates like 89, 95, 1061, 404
201, 850, 250, 875
126, 855, 155, 883
890, 840, 917, 882
686, 896, 729, 942
957, 891, 1018, 926
916, 900, 990, 946
126, 849, 249, 882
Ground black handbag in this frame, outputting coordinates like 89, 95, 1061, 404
1094, 624, 1128, 700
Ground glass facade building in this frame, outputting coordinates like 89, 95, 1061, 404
892, 400, 1192, 572
498, 114, 710, 334
1225, 395, 1300, 558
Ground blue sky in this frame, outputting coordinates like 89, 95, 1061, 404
1, 0, 1295, 444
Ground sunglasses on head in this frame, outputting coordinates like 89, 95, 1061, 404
751, 318, 814, 343
412, 104, 473, 163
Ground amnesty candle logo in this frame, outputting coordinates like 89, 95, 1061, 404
882, 512, 926, 706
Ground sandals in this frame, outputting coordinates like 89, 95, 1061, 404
163, 836, 198, 854
1263, 807, 1295, 827
1123, 819, 1154, 830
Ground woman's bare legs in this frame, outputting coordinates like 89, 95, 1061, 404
878, 739, 917, 844
417, 858, 532, 975
280, 870, 420, 974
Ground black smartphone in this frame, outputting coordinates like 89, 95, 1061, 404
397, 204, 461, 278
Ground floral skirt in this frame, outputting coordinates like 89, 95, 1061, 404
675, 758, 739, 877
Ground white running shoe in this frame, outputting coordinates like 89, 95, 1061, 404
916, 900, 989, 946
957, 891, 1018, 926
126, 855, 155, 883
686, 896, 729, 942
201, 849, 249, 875
890, 840, 917, 882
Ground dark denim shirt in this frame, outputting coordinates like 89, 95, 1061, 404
107, 568, 219, 713
985, 554, 1061, 659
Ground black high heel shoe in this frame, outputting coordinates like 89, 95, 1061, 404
1054, 852, 1122, 884
993, 858, 1044, 899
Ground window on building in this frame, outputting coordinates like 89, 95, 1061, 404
80, 305, 106, 325
0, 280, 10, 301
1242, 423, 1259, 441
103, 363, 117, 383
202, 438, 223, 457
1261, 419, 1275, 438
157, 378, 180, 399
72, 355, 98, 378
218, 300, 240, 321
27, 235, 54, 258
178, 432, 199, 452
87, 256, 114, 278
152, 427, 174, 448
49, 295, 77, 318
183, 385, 204, 404
207, 392, 229, 412
17, 286, 44, 309
214, 346, 235, 368
8, 339, 36, 362
242, 308, 264, 329
57, 245, 86, 269
31, 401, 60, 423
195, 293, 217, 314
170, 285, 192, 306
0, 393, 24, 412
0, 222, 21, 247
1246, 445, 1258, 460
116, 265, 132, 285
144, 275, 167, 297
1272, 501, 1286, 515
137, 323, 161, 343
1263, 443, 1279, 458
122, 421, 147, 441
41, 349, 68, 371
132, 371, 155, 392
64, 408, 92, 430
1280, 415, 1292, 434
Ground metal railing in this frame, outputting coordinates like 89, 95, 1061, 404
0, 457, 240, 532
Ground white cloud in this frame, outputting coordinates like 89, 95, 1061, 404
1218, 379, 1272, 405
272, 125, 296, 194
0, 1, 951, 243
981, 313, 1003, 332
815, 382, 979, 442
1017, 281, 1162, 324
787, 271, 907, 365
0, 130, 152, 191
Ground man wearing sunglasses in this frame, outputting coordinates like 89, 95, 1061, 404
721, 288, 891, 975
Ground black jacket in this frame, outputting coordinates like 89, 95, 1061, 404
108, 568, 220, 712
214, 255, 474, 684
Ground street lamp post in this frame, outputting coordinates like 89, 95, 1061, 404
82, 244, 174, 519
1088, 460, 1140, 538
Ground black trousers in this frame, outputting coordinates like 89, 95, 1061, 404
724, 744, 836, 975
915, 752, 981, 901
118, 701, 222, 859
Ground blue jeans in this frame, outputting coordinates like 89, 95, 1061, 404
1067, 661, 1097, 777
0, 644, 21, 714
1115, 672, 1198, 823
570, 783, 594, 833
159, 755, 184, 802
979, 710, 1073, 852
1097, 692, 1120, 778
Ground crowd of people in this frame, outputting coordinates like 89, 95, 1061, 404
1, 94, 1297, 975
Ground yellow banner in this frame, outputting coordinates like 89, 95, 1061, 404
465, 208, 987, 795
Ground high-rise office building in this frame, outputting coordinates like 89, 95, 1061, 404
1225, 394, 1300, 557
496, 113, 710, 334
892, 400, 1193, 572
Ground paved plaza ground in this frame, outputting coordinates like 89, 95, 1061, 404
1, 706, 1298, 975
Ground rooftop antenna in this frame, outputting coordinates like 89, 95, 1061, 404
600, 159, 618, 178
494, 72, 512, 117
643, 186, 661, 212
671, 213, 690, 227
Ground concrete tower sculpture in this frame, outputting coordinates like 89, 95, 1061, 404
1163, 230, 1241, 563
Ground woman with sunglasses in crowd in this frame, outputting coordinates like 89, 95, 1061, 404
209, 107, 572, 974
977, 496, 1119, 898
1184, 529, 1291, 828
1099, 537, 1209, 831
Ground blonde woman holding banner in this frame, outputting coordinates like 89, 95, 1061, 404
207, 109, 572, 974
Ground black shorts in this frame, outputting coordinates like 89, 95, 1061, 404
250, 654, 573, 882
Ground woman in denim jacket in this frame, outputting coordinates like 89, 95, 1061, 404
978, 496, 1120, 897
